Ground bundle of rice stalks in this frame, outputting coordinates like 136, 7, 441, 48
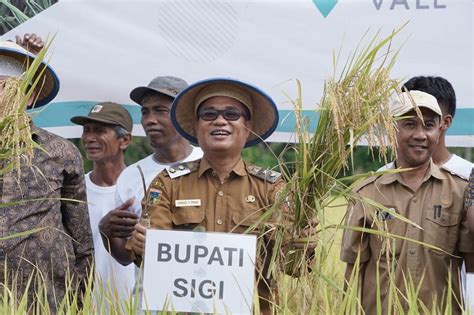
269, 27, 405, 278
0, 39, 51, 177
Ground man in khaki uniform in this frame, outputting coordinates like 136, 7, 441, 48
340, 91, 474, 314
128, 78, 287, 314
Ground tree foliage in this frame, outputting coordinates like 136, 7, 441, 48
0, 0, 58, 35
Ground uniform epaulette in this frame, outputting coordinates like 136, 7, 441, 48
247, 165, 281, 183
165, 160, 200, 179
353, 174, 379, 192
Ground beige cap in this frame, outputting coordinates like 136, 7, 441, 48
390, 90, 442, 117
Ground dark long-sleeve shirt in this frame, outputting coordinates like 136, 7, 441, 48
0, 125, 93, 308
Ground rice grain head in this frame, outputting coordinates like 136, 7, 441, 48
0, 77, 34, 177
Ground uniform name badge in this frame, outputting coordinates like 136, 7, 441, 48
175, 199, 201, 207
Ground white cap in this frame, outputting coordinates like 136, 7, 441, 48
390, 90, 442, 117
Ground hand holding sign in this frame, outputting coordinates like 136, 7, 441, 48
130, 222, 147, 256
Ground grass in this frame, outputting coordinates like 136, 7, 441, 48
277, 199, 348, 314
0, 198, 348, 314
0, 198, 469, 314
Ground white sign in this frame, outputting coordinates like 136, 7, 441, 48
142, 229, 257, 314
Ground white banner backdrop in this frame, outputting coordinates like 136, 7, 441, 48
2, 0, 473, 146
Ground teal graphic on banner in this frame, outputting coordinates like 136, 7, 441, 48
312, 0, 338, 17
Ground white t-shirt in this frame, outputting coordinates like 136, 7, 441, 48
85, 173, 135, 305
113, 146, 203, 313
114, 146, 203, 214
441, 154, 472, 180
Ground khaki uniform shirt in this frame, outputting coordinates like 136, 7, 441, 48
143, 158, 283, 233
340, 161, 473, 315
133, 157, 284, 313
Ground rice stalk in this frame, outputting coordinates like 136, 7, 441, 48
265, 26, 405, 281
0, 199, 466, 314
0, 77, 32, 175
0, 37, 52, 177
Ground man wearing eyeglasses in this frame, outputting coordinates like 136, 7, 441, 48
127, 78, 291, 314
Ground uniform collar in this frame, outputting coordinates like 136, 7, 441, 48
198, 157, 247, 178
379, 159, 446, 185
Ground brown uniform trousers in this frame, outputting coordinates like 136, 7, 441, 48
341, 161, 473, 314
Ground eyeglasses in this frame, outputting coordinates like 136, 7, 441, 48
197, 108, 249, 121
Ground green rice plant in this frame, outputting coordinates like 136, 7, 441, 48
265, 27, 404, 281
0, 198, 466, 314
260, 24, 469, 314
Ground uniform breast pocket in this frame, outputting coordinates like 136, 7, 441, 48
231, 207, 263, 234
424, 209, 459, 255
171, 207, 205, 231
369, 213, 404, 257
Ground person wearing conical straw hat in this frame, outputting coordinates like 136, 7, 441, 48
0, 38, 93, 310
341, 90, 474, 314
127, 78, 309, 314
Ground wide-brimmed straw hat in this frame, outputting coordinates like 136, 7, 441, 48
0, 41, 60, 107
171, 77, 278, 148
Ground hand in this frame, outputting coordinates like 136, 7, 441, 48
130, 223, 147, 257
293, 217, 319, 251
15, 33, 44, 55
99, 198, 139, 239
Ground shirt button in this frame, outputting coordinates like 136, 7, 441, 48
216, 219, 223, 225
409, 248, 415, 255
413, 197, 417, 203
218, 191, 224, 197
